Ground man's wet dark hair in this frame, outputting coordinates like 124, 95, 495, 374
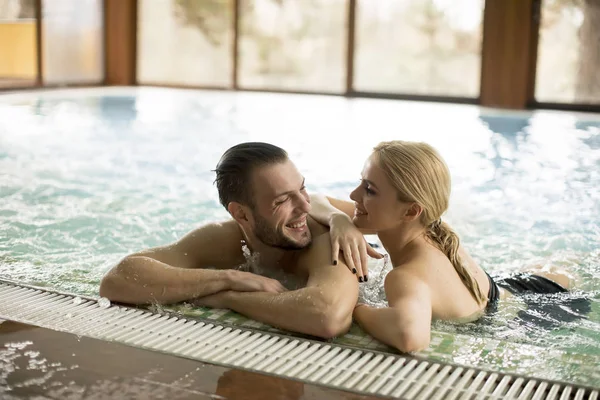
214, 142, 289, 209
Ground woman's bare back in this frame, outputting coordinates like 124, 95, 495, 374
391, 237, 490, 321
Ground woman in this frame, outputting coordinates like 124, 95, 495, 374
310, 140, 572, 353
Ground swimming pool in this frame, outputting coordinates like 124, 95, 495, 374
1, 87, 599, 387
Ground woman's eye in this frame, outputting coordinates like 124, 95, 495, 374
365, 187, 375, 195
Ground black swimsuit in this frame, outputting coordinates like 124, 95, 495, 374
485, 271, 589, 327
486, 271, 568, 304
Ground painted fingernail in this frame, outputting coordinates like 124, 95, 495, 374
352, 268, 357, 274
358, 276, 363, 283
333, 260, 337, 266
364, 275, 368, 282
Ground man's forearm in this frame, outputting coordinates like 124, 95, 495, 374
223, 288, 352, 339
99, 256, 231, 305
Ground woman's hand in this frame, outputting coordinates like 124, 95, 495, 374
329, 213, 383, 281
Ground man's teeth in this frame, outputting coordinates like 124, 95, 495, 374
288, 220, 306, 228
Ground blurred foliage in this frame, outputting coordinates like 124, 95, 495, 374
542, 0, 599, 101
167, 0, 600, 100
541, 0, 583, 28
173, 0, 283, 45
173, 0, 233, 46
17, 0, 34, 18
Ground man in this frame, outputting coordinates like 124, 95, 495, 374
100, 142, 358, 339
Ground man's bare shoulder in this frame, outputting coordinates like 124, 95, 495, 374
175, 219, 246, 269
184, 219, 242, 240
296, 232, 339, 276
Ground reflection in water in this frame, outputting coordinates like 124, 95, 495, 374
216, 369, 304, 400
477, 114, 530, 170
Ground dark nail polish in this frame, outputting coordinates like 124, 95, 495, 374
358, 276, 363, 283
352, 268, 357, 274
333, 260, 337, 265
364, 275, 368, 282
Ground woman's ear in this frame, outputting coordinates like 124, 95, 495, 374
404, 202, 423, 221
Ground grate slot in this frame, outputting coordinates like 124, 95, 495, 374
338, 353, 382, 389
415, 364, 455, 400
306, 348, 354, 382
533, 382, 550, 400
403, 363, 443, 399
387, 360, 431, 398
215, 332, 270, 364
274, 342, 322, 375
504, 377, 525, 399
262, 340, 308, 373
325, 351, 371, 386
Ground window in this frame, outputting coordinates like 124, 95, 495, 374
137, 0, 233, 87
536, 0, 600, 104
42, 0, 103, 85
354, 0, 484, 97
0, 0, 37, 88
238, 0, 347, 92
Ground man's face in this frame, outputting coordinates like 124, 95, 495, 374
248, 160, 312, 250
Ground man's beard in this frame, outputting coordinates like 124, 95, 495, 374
252, 212, 312, 250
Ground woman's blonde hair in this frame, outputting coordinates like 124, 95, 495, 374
373, 140, 485, 304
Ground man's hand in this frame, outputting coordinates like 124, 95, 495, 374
329, 214, 383, 282
226, 270, 288, 293
192, 291, 232, 309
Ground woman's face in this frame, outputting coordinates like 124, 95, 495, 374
349, 156, 411, 231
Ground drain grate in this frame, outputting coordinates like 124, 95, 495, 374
0, 281, 598, 399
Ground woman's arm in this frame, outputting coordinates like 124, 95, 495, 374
310, 194, 383, 280
310, 194, 356, 223
353, 269, 432, 353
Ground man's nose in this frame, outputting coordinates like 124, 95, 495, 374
296, 193, 311, 213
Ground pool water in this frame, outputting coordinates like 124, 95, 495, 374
1, 88, 599, 385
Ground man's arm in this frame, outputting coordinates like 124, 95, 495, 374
353, 268, 432, 353
99, 220, 285, 305
196, 234, 359, 339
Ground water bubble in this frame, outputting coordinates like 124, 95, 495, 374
149, 302, 165, 315
97, 297, 111, 308
72, 297, 83, 305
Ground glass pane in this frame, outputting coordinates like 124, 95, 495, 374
0, 0, 37, 88
536, 0, 600, 104
42, 0, 103, 85
137, 0, 233, 87
238, 0, 346, 92
355, 0, 484, 97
